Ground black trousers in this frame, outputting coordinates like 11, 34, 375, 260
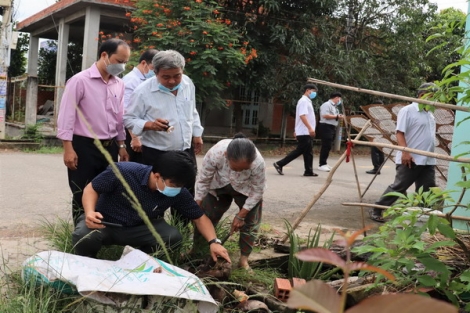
318, 123, 336, 166
371, 146, 385, 170
68, 135, 119, 224
141, 145, 197, 225
276, 135, 314, 175
372, 164, 436, 216
125, 128, 143, 164
72, 214, 182, 258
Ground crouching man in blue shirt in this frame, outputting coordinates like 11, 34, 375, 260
72, 151, 231, 263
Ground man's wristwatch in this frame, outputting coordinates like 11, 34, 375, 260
118, 144, 126, 149
208, 238, 222, 245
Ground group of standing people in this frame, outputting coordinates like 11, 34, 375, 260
56, 38, 266, 269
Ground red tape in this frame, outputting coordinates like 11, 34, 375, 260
346, 140, 354, 162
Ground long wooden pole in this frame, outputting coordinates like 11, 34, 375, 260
350, 140, 470, 163
307, 78, 470, 113
342, 202, 470, 222
280, 121, 372, 243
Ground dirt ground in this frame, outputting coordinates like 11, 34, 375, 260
0, 147, 394, 273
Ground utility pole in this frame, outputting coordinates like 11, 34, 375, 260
0, 0, 13, 139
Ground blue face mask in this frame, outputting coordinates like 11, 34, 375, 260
309, 91, 317, 99
145, 71, 155, 79
158, 83, 180, 92
157, 179, 181, 197
337, 99, 342, 106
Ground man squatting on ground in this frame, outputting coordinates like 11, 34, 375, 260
369, 83, 438, 223
72, 151, 231, 263
193, 135, 266, 269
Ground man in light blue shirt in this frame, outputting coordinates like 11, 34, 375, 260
124, 50, 203, 197
318, 92, 343, 172
369, 83, 438, 222
122, 49, 158, 163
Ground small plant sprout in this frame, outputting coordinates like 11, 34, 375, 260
286, 226, 458, 313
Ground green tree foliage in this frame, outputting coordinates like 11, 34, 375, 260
8, 32, 28, 78
130, 0, 250, 108
38, 40, 83, 85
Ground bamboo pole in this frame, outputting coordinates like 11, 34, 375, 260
350, 140, 470, 163
280, 120, 372, 243
307, 78, 470, 113
342, 202, 470, 223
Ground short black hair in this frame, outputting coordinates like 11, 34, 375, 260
330, 91, 342, 99
98, 38, 129, 59
227, 138, 257, 164
139, 49, 159, 63
303, 83, 318, 92
151, 151, 195, 186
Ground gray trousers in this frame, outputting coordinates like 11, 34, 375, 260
372, 164, 436, 216
72, 214, 182, 258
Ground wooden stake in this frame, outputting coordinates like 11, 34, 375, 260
280, 121, 372, 243
307, 78, 470, 112
351, 140, 470, 163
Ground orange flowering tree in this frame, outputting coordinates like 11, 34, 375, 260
130, 0, 253, 108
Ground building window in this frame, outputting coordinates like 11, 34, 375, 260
238, 87, 259, 128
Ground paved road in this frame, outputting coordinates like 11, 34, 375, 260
0, 150, 396, 235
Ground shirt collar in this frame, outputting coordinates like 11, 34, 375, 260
132, 67, 146, 80
90, 62, 117, 84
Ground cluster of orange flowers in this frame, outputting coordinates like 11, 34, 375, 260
183, 6, 191, 11
130, 17, 147, 25
215, 18, 232, 25
244, 48, 257, 64
141, 10, 153, 14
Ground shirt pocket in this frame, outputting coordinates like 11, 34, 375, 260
178, 100, 194, 122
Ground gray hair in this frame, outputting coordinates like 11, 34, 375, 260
417, 82, 438, 97
226, 138, 257, 164
152, 50, 185, 73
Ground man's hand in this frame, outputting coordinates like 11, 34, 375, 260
308, 129, 315, 137
131, 137, 142, 152
193, 137, 203, 154
85, 211, 105, 229
209, 244, 231, 263
401, 151, 414, 168
63, 148, 78, 170
148, 118, 170, 131
119, 148, 129, 162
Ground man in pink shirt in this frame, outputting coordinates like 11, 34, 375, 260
57, 38, 130, 224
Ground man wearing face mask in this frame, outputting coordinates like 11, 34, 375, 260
122, 49, 159, 163
57, 38, 131, 225
124, 50, 203, 198
273, 83, 319, 176
72, 150, 231, 263
318, 91, 344, 172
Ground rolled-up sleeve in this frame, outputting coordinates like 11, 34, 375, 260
57, 77, 83, 141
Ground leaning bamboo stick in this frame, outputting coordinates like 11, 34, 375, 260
342, 202, 470, 223
280, 120, 372, 243
350, 140, 470, 163
307, 78, 470, 113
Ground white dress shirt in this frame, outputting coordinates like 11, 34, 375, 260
122, 67, 146, 109
123, 75, 204, 151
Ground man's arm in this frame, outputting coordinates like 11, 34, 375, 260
193, 215, 231, 263
396, 131, 413, 167
299, 115, 315, 137
82, 183, 105, 229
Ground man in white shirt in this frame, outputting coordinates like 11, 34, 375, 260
124, 50, 203, 196
273, 83, 319, 176
122, 49, 158, 163
369, 83, 438, 222
318, 92, 343, 172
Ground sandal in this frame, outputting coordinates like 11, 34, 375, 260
368, 209, 385, 223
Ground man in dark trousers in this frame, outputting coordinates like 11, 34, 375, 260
369, 83, 438, 222
72, 150, 231, 263
318, 92, 343, 172
273, 83, 319, 176
366, 100, 385, 175
57, 39, 130, 225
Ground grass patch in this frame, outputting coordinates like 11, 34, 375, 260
23, 146, 63, 154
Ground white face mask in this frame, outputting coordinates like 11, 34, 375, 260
104, 56, 125, 76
